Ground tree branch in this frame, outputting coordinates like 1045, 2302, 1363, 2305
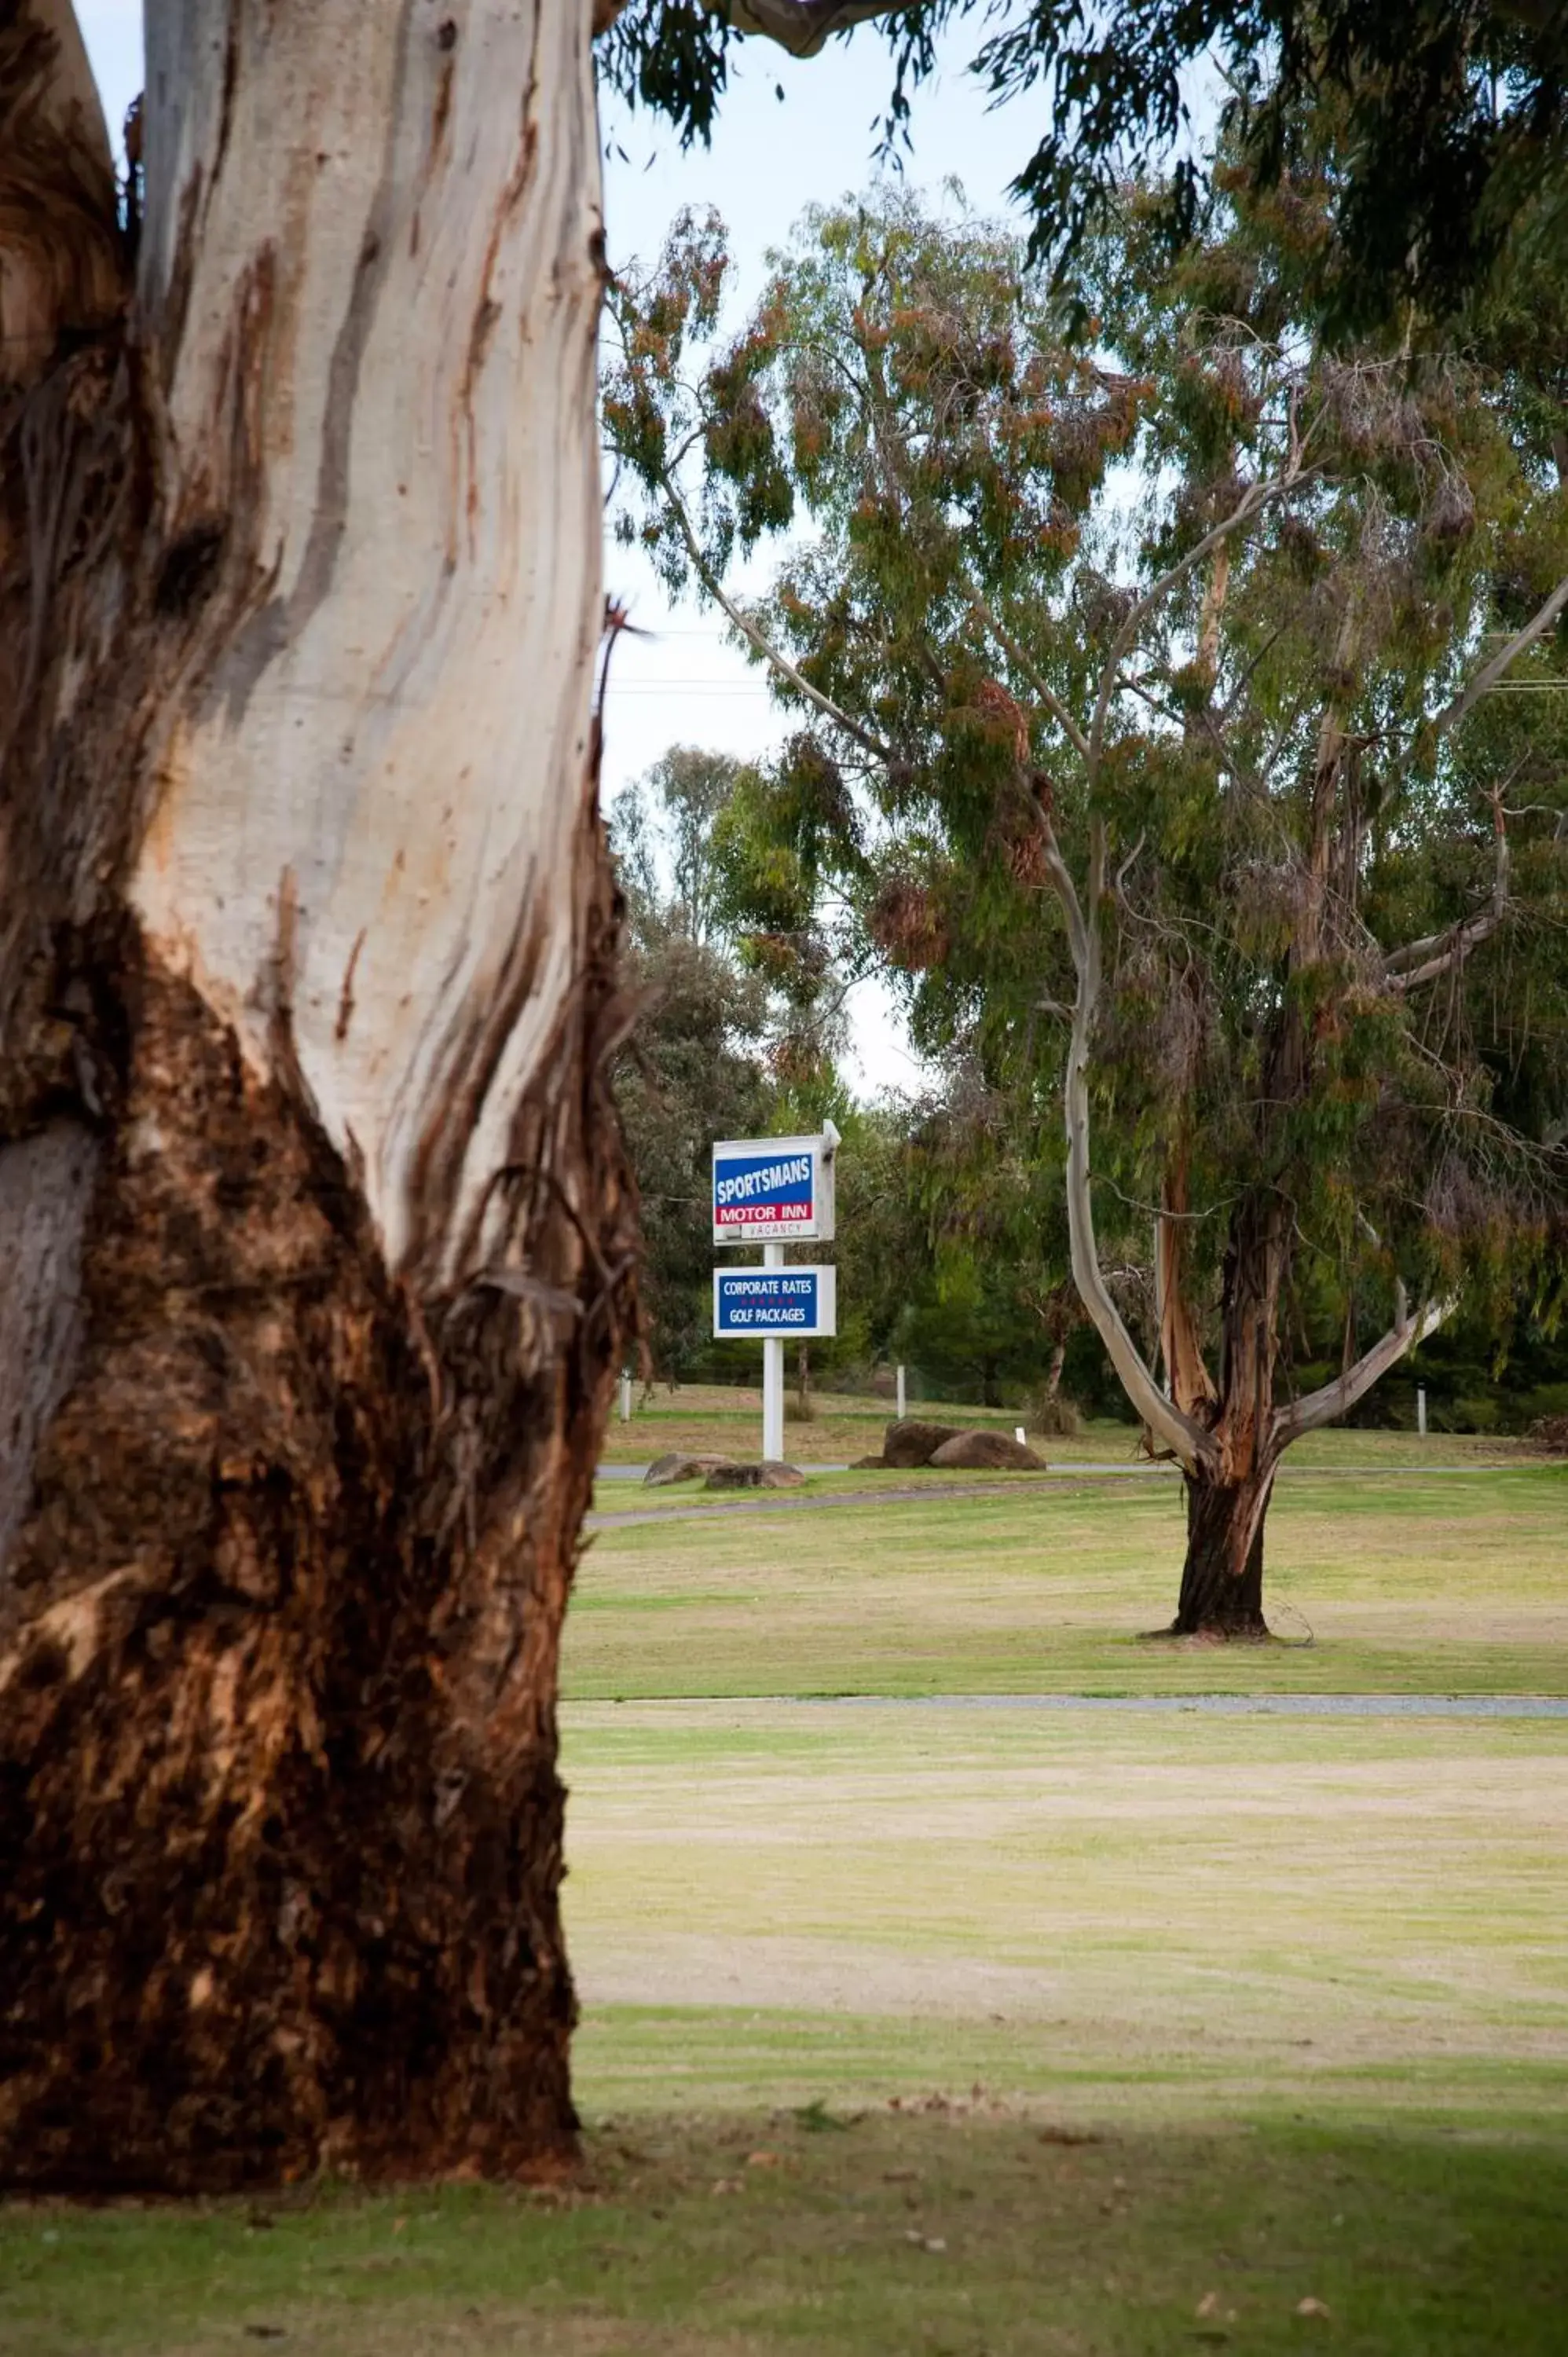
725, 0, 913, 57
1427, 572, 1568, 748
658, 466, 892, 759
969, 592, 1092, 764
1087, 469, 1313, 781
1385, 786, 1510, 991
1034, 787, 1221, 1475
1273, 1286, 1454, 1446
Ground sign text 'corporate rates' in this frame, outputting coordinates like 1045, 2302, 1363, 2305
713, 1266, 837, 1339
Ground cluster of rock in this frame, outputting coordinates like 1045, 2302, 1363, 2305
643, 1454, 807, 1490
637, 1419, 1045, 1488
852, 1419, 1046, 1472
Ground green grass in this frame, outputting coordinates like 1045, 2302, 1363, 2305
563, 1705, 1568, 2126
5, 2113, 1566, 2354
571, 1463, 1568, 1697
8, 1450, 1566, 2352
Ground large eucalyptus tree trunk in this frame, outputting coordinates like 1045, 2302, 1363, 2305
1173, 1466, 1273, 1635
0, 0, 634, 2191
1167, 1194, 1283, 1638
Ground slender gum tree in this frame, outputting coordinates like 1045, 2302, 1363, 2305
605, 189, 1568, 1632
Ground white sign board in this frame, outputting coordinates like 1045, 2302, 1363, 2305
712, 1126, 837, 1245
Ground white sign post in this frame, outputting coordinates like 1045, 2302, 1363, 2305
712, 1124, 839, 1461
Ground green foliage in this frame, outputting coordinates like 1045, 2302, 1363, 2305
598, 4, 1566, 339
606, 173, 1568, 1434
612, 900, 772, 1384
610, 750, 777, 1380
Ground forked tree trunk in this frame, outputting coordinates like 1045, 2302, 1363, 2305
0, 0, 634, 2191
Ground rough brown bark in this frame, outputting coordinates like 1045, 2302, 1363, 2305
0, 889, 633, 2191
1173, 1466, 1271, 1637
0, 0, 635, 2191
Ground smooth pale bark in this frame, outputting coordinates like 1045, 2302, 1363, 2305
0, 0, 634, 2191
134, 0, 606, 1281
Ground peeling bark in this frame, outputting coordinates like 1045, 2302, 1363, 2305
0, 0, 633, 2190
1156, 1153, 1217, 1423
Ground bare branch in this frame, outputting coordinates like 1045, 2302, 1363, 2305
725, 0, 913, 57
1386, 787, 1510, 991
1427, 572, 1568, 747
969, 592, 1092, 764
659, 467, 891, 759
1273, 1287, 1455, 1446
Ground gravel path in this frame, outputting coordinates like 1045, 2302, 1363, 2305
779, 1692, 1568, 1719
585, 1468, 1167, 1529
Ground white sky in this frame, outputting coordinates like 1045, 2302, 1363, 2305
75, 7, 1043, 1093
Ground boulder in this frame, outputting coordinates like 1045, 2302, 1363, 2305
643, 1452, 735, 1487
880, 1419, 963, 1469
702, 1460, 807, 1490
849, 1453, 889, 1470
928, 1430, 1046, 1471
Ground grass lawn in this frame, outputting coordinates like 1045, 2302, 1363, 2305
596, 1387, 1533, 1472
5, 2113, 1565, 2354
5, 1446, 1565, 2352
573, 1458, 1568, 1698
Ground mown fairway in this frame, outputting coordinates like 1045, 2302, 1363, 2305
5, 1441, 1566, 2353
576, 1454, 1568, 1698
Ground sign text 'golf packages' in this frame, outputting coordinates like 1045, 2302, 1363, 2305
713, 1266, 837, 1339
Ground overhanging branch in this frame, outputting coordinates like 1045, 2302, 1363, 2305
969, 592, 1092, 765
1385, 785, 1510, 992
659, 467, 891, 759
725, 0, 914, 57
1087, 467, 1315, 780
1427, 573, 1568, 748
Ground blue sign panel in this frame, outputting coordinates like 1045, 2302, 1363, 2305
714, 1147, 812, 1229
713, 1265, 837, 1339
713, 1128, 837, 1244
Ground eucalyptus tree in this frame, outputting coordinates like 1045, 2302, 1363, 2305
605, 185, 1568, 1630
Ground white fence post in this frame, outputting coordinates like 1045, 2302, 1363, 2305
896, 1364, 907, 1421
